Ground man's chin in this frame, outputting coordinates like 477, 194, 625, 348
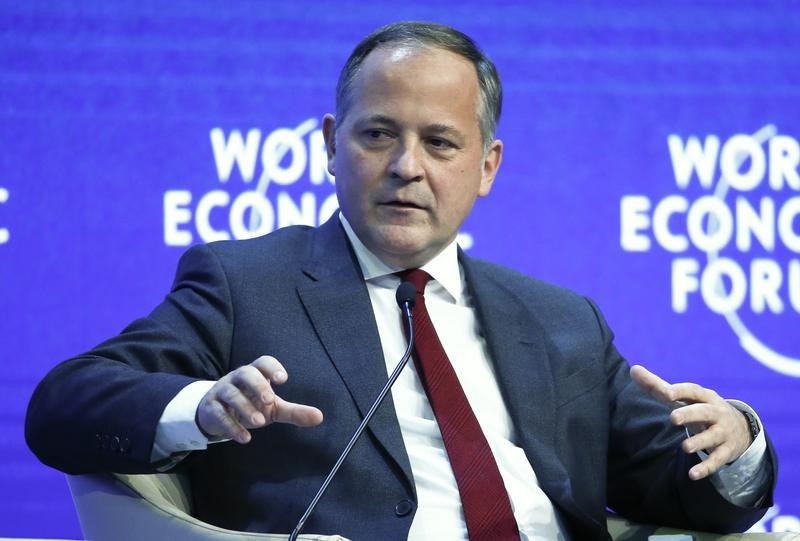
367, 229, 442, 268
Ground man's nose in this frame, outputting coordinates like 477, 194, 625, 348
388, 142, 424, 182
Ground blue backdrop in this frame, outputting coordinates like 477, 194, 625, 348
1, 1, 798, 537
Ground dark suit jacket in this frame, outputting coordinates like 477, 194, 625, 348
26, 215, 775, 540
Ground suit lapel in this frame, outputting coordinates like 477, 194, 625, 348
296, 217, 415, 493
295, 221, 599, 530
461, 255, 600, 531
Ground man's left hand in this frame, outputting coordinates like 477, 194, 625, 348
630, 364, 753, 481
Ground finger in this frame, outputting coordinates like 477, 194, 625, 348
669, 382, 721, 406
198, 398, 252, 444
216, 381, 267, 428
251, 355, 289, 385
228, 365, 275, 412
671, 402, 717, 425
689, 460, 712, 481
268, 396, 324, 427
630, 364, 676, 404
681, 423, 724, 454
688, 443, 736, 480
670, 403, 712, 435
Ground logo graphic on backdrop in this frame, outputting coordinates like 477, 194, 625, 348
0, 186, 8, 245
620, 126, 800, 376
164, 118, 339, 246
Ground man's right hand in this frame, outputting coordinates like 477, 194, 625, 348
196, 355, 324, 444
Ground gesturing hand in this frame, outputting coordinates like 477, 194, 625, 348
197, 355, 324, 444
630, 364, 753, 481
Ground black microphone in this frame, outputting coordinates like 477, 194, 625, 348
288, 281, 417, 541
395, 280, 417, 320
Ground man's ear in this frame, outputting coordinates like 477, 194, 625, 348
479, 139, 503, 197
322, 114, 337, 176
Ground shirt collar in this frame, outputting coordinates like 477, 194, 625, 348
339, 213, 463, 303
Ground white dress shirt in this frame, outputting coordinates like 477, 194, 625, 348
153, 215, 770, 538
338, 216, 567, 540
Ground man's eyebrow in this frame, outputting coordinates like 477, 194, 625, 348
355, 116, 464, 140
357, 115, 400, 128
425, 123, 462, 137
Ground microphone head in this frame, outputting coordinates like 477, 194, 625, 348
396, 281, 417, 309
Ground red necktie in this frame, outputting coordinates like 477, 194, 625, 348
399, 269, 520, 541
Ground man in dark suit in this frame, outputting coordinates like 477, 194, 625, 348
27, 22, 775, 540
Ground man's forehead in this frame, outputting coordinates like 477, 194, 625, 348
364, 42, 469, 71
382, 44, 420, 63
351, 44, 478, 103
338, 42, 482, 137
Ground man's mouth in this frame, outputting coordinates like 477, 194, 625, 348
383, 199, 424, 210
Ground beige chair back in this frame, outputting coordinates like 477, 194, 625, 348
66, 471, 796, 541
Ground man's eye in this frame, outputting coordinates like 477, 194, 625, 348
365, 130, 388, 139
428, 138, 453, 149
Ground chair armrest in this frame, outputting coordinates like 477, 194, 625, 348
66, 472, 349, 541
607, 513, 797, 541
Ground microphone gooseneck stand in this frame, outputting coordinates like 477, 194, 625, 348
288, 281, 417, 541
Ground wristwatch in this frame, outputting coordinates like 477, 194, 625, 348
740, 408, 760, 441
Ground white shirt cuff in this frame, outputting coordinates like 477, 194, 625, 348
702, 399, 770, 507
150, 380, 218, 464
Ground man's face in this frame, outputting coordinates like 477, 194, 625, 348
323, 45, 502, 268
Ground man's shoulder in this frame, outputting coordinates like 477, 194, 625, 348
173, 223, 330, 283
204, 223, 318, 260
465, 256, 609, 340
466, 257, 587, 305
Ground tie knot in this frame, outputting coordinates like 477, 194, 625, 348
398, 268, 431, 295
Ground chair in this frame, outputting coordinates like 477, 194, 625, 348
66, 472, 347, 541
606, 513, 797, 540
67, 472, 797, 541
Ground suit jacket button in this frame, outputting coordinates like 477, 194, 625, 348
119, 437, 131, 454
394, 499, 414, 517
110, 436, 120, 452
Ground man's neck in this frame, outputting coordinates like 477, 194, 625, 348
338, 213, 463, 301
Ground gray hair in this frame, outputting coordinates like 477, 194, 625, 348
335, 21, 502, 151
